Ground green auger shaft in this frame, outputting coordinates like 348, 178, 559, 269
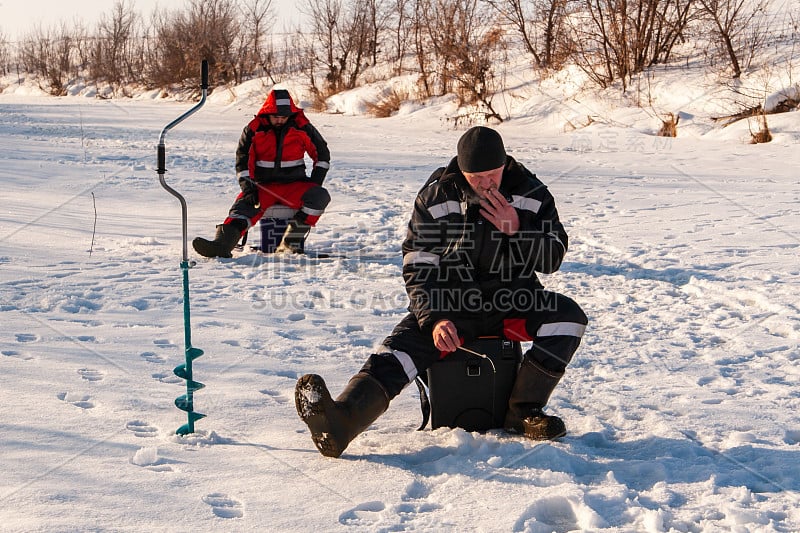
173, 261, 205, 435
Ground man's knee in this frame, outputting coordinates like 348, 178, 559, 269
359, 351, 413, 399
555, 294, 588, 327
301, 185, 331, 210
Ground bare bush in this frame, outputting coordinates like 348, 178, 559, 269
339, 0, 374, 89
658, 112, 679, 136
749, 111, 772, 143
411, 0, 433, 96
363, 0, 392, 67
697, 0, 771, 78
387, 0, 413, 75
0, 30, 10, 76
299, 0, 344, 92
414, 0, 505, 121
417, 0, 460, 96
486, 0, 571, 70
90, 0, 145, 92
148, 0, 241, 89
569, 0, 696, 90
18, 22, 78, 95
236, 0, 276, 83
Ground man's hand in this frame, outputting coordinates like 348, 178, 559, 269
432, 319, 461, 353
480, 187, 519, 235
240, 179, 260, 206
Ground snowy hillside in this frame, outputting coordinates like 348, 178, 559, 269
1, 61, 800, 532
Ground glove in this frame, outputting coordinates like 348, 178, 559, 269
239, 176, 259, 206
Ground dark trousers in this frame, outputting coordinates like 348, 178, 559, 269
361, 291, 587, 398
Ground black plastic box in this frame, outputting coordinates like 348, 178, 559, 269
427, 338, 522, 431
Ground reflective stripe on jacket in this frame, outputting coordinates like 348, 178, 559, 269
402, 156, 568, 331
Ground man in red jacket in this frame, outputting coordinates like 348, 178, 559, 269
193, 89, 331, 258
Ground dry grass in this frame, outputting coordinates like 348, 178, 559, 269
750, 112, 773, 144
305, 88, 332, 113
563, 115, 596, 132
365, 87, 410, 118
657, 113, 679, 137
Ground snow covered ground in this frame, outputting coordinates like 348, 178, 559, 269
1, 83, 799, 532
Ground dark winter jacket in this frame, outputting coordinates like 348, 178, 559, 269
235, 90, 330, 190
402, 155, 568, 332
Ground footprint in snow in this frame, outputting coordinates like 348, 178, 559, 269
402, 480, 431, 501
57, 392, 95, 409
140, 351, 166, 364
152, 339, 176, 349
339, 501, 386, 526
203, 493, 244, 518
259, 389, 289, 405
78, 368, 104, 382
2, 350, 33, 361
15, 333, 39, 343
152, 371, 182, 384
126, 420, 159, 438
513, 496, 580, 533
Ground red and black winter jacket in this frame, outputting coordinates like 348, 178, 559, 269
401, 156, 569, 332
235, 91, 330, 190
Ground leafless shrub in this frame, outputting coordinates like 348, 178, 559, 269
569, 0, 696, 90
658, 113, 679, 136
299, 0, 376, 94
563, 115, 596, 132
306, 86, 332, 112
388, 0, 413, 75
18, 22, 77, 95
450, 25, 507, 120
363, 0, 392, 67
749, 111, 772, 143
486, 0, 571, 70
89, 0, 145, 92
411, 0, 433, 96
148, 0, 240, 90
2, 0, 795, 113
697, 0, 771, 78
236, 0, 277, 84
711, 103, 761, 126
0, 30, 10, 76
415, 0, 505, 121
772, 92, 799, 113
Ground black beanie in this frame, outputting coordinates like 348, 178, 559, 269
457, 126, 506, 173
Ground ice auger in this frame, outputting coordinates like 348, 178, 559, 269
156, 60, 208, 435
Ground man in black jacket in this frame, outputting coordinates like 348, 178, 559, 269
295, 126, 588, 458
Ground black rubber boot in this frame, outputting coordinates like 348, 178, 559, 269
192, 223, 242, 258
295, 372, 390, 458
504, 357, 567, 440
275, 217, 311, 254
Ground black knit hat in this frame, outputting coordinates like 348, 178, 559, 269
457, 126, 506, 173
272, 89, 294, 116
